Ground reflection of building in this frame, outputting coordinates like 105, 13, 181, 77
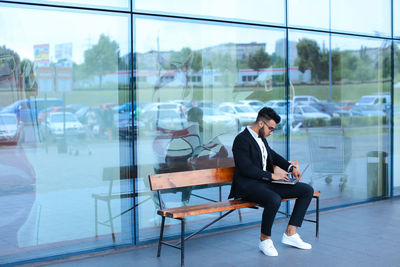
275, 39, 298, 65
201, 42, 266, 61
102, 66, 311, 89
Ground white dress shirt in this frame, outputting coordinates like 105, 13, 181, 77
247, 126, 294, 173
247, 126, 268, 171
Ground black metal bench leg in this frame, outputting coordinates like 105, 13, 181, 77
181, 218, 185, 267
286, 201, 290, 218
316, 196, 319, 238
107, 200, 115, 242
157, 216, 166, 257
94, 198, 98, 237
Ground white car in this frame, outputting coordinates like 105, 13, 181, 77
218, 103, 257, 128
292, 105, 331, 124
41, 112, 86, 141
201, 107, 240, 133
0, 113, 21, 145
237, 100, 264, 112
293, 95, 321, 105
355, 94, 390, 114
139, 102, 187, 131
265, 99, 293, 109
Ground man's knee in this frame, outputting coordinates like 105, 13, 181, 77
301, 183, 314, 198
269, 195, 282, 210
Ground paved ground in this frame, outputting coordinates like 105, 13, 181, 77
22, 198, 400, 267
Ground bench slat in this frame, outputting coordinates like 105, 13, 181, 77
158, 191, 320, 218
149, 167, 234, 191
157, 200, 257, 218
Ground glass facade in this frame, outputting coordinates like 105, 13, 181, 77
134, 0, 285, 25
0, 0, 399, 265
394, 41, 400, 196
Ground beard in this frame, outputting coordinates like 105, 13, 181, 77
259, 127, 265, 138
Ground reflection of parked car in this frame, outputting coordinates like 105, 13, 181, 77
350, 105, 386, 117
218, 102, 257, 128
41, 112, 86, 141
311, 102, 351, 117
293, 95, 321, 105
192, 100, 217, 108
0, 113, 21, 145
37, 106, 77, 122
66, 104, 87, 111
114, 112, 134, 139
355, 94, 390, 113
139, 102, 187, 131
113, 111, 144, 139
237, 100, 264, 112
265, 99, 292, 109
293, 105, 331, 125
338, 101, 356, 111
1, 98, 64, 124
201, 107, 240, 132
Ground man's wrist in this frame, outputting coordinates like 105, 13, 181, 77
288, 164, 296, 172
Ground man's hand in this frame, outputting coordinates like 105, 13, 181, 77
271, 172, 290, 181
292, 167, 302, 181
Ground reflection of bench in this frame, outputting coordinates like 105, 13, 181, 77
149, 167, 320, 267
92, 166, 152, 241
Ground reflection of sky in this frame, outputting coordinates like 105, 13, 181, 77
135, 0, 285, 25
395, 0, 400, 37
136, 0, 392, 37
288, 0, 329, 29
135, 17, 285, 54
14, 0, 129, 9
331, 0, 391, 37
0, 1, 395, 64
0, 4, 129, 64
289, 30, 387, 51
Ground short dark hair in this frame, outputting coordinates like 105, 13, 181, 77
256, 107, 281, 124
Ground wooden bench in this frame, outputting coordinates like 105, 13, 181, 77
149, 167, 320, 267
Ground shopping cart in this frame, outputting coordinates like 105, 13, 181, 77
307, 127, 352, 192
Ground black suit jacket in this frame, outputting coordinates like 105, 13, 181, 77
228, 128, 290, 199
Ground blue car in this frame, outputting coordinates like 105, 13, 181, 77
1, 98, 64, 124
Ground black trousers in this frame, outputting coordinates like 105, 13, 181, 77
241, 180, 314, 236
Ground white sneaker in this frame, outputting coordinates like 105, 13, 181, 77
259, 239, 278, 256
281, 233, 312, 250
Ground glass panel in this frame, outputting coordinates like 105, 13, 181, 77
395, 0, 400, 38
289, 30, 390, 209
8, 0, 129, 10
287, 0, 329, 30
394, 41, 400, 195
134, 0, 285, 25
331, 0, 391, 37
0, 4, 131, 265
135, 15, 286, 242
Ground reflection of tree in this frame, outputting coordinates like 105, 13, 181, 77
339, 47, 379, 82
206, 52, 236, 86
271, 53, 285, 68
170, 47, 202, 97
248, 48, 271, 76
296, 38, 341, 83
83, 34, 119, 88
395, 45, 400, 76
0, 46, 36, 100
377, 43, 391, 80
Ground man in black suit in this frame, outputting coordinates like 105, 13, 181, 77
228, 107, 314, 256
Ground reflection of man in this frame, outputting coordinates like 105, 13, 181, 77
228, 107, 314, 256
0, 146, 36, 249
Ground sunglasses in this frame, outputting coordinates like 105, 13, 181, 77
262, 120, 275, 132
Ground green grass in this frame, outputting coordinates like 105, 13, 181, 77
0, 80, 396, 107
